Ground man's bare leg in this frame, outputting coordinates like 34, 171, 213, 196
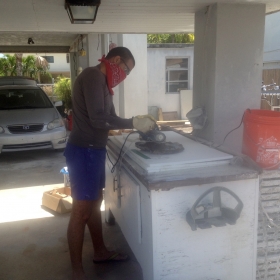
87, 190, 127, 261
86, 190, 109, 260
68, 190, 127, 279
68, 199, 94, 280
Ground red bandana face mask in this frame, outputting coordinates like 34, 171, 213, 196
99, 55, 127, 95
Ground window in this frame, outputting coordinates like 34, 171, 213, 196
42, 56, 54, 63
166, 58, 188, 93
0, 89, 53, 109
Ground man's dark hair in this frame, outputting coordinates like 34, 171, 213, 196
106, 47, 135, 66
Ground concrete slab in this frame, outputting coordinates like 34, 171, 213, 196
0, 149, 66, 190
0, 150, 143, 280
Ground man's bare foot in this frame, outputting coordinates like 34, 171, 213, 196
93, 251, 129, 263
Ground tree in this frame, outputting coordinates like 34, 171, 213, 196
147, 33, 195, 44
15, 53, 23, 76
22, 55, 51, 81
22, 55, 36, 77
0, 54, 17, 76
0, 54, 51, 82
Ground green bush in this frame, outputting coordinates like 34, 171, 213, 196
147, 33, 195, 44
54, 76, 72, 111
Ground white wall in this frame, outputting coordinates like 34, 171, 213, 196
118, 34, 148, 118
263, 11, 280, 64
87, 34, 103, 67
147, 47, 194, 114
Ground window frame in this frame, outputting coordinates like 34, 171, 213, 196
165, 56, 189, 94
42, 56, 54, 63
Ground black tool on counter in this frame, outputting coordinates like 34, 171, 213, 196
135, 141, 184, 154
186, 186, 243, 231
107, 124, 184, 172
136, 124, 184, 154
138, 124, 166, 143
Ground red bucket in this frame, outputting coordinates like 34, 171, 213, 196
242, 109, 280, 169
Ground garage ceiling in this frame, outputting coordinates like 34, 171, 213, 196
0, 0, 280, 52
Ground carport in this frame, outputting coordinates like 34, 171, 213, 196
1, 1, 280, 279
1, 0, 279, 152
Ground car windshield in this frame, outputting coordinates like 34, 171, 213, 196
0, 88, 53, 110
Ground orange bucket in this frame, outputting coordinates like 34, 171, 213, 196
242, 109, 280, 169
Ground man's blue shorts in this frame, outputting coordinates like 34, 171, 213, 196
64, 142, 106, 201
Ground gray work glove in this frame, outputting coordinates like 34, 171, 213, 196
132, 115, 157, 133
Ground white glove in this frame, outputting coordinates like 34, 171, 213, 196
132, 115, 157, 133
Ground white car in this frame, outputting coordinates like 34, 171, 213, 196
0, 77, 67, 153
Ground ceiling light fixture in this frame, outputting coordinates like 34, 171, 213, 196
65, 0, 100, 24
28, 38, 35, 44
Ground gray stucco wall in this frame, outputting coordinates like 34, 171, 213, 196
193, 3, 265, 152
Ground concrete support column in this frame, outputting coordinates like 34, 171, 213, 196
87, 34, 103, 66
69, 52, 77, 90
70, 34, 147, 118
76, 34, 104, 70
69, 34, 104, 89
76, 36, 88, 70
193, 3, 265, 152
117, 34, 148, 118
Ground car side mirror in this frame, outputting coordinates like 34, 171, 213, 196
54, 101, 63, 107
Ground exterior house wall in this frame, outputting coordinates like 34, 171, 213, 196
118, 34, 148, 118
3, 53, 71, 83
263, 11, 280, 68
36, 53, 70, 73
147, 46, 194, 115
5, 53, 70, 77
263, 12, 280, 88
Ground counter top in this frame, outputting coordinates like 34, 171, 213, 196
106, 134, 259, 191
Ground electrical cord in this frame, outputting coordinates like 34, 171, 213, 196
106, 131, 137, 173
216, 111, 246, 148
97, 34, 100, 50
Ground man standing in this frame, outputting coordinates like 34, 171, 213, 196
64, 47, 156, 280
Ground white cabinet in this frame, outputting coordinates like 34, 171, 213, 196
105, 133, 259, 280
106, 162, 142, 243
105, 152, 154, 279
119, 168, 142, 245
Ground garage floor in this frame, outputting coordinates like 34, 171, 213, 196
0, 150, 143, 280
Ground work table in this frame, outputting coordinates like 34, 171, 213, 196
106, 131, 259, 191
105, 131, 260, 280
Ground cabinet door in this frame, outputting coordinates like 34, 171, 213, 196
105, 150, 120, 223
119, 168, 142, 244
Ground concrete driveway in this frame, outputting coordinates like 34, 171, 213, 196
0, 149, 142, 280
0, 149, 66, 190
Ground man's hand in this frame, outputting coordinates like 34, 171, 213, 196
132, 115, 157, 133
